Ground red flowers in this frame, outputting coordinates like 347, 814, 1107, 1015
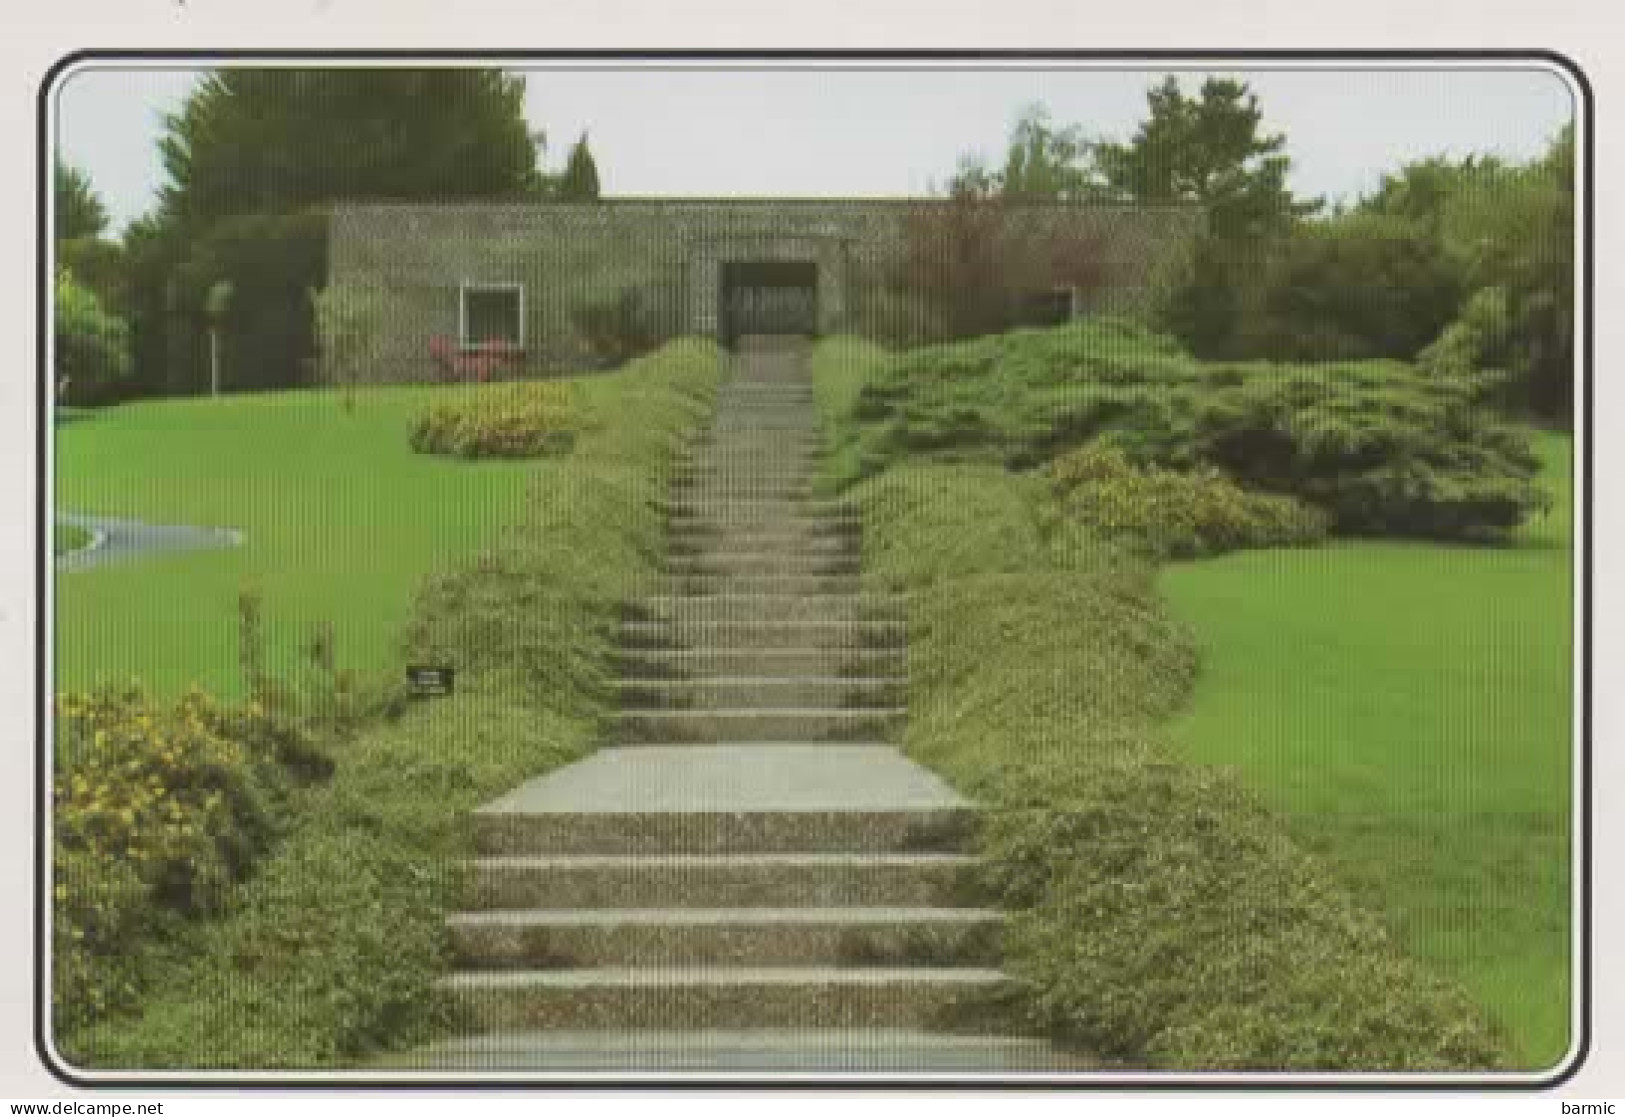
429, 335, 520, 383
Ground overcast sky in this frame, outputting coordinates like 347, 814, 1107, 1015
52, 63, 1576, 234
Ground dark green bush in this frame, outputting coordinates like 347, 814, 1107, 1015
832, 319, 1546, 540
1185, 361, 1547, 539
1047, 445, 1328, 558
1208, 216, 1464, 364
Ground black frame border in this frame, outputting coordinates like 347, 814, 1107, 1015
34, 46, 1596, 1092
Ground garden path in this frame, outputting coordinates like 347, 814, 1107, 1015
397, 336, 1085, 1073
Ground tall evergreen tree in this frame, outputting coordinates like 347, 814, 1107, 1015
1094, 76, 1319, 238
559, 132, 602, 201
158, 68, 543, 223
54, 159, 109, 243
1094, 76, 1318, 355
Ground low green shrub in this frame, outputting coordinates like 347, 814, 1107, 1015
52, 686, 318, 1034
1047, 445, 1328, 558
878, 472, 1507, 1070
1184, 361, 1547, 539
983, 754, 1506, 1070
409, 384, 579, 459
63, 340, 722, 1070
828, 319, 1546, 540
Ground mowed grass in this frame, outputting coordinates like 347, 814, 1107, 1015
54, 385, 544, 698
1160, 432, 1575, 1069
53, 523, 91, 556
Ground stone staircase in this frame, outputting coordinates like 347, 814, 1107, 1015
405, 337, 1074, 1072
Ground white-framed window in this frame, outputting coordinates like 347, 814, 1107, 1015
458, 281, 525, 349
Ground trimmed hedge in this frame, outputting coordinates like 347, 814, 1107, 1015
816, 338, 1511, 1071
829, 318, 1547, 541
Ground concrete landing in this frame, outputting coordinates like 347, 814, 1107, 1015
478, 744, 966, 815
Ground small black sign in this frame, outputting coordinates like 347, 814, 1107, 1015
407, 665, 455, 697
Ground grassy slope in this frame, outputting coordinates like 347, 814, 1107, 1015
55, 385, 542, 698
814, 338, 1507, 1071
60, 343, 721, 1070
1160, 432, 1574, 1069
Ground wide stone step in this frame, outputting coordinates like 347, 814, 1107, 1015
669, 477, 816, 499
441, 966, 1009, 1032
685, 436, 824, 453
376, 1028, 1090, 1073
676, 438, 819, 452
472, 744, 970, 854
714, 386, 815, 397
621, 619, 905, 650
668, 458, 816, 475
474, 806, 973, 856
630, 594, 903, 624
465, 852, 980, 909
709, 414, 820, 426
613, 707, 906, 744
448, 907, 1003, 969
708, 412, 816, 423
668, 486, 823, 505
677, 449, 822, 466
677, 461, 821, 479
663, 552, 863, 576
617, 646, 907, 679
660, 573, 867, 596
662, 505, 857, 527
666, 524, 860, 550
615, 676, 906, 710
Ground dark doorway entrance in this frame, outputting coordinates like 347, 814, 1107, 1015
719, 261, 818, 346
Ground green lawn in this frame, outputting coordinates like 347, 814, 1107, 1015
58, 342, 723, 1069
54, 385, 543, 698
1160, 432, 1575, 1069
53, 523, 91, 556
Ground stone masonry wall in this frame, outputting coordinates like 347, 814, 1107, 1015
326, 200, 1204, 383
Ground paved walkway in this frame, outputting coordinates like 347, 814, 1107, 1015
56, 512, 242, 571
399, 336, 1069, 1073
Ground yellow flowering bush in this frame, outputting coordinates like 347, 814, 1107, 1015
52, 685, 307, 1032
1048, 444, 1328, 559
409, 383, 578, 459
